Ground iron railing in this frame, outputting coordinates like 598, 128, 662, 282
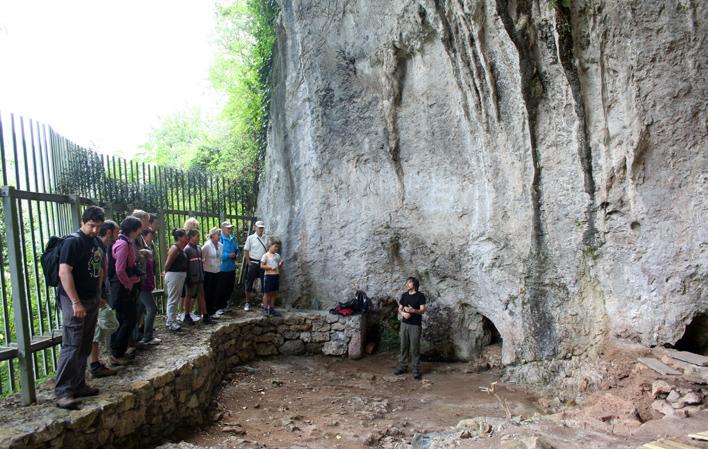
0, 111, 256, 404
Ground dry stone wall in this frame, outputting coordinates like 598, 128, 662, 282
259, 0, 707, 371
0, 312, 365, 449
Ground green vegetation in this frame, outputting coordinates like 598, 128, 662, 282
139, 0, 279, 191
548, 0, 571, 8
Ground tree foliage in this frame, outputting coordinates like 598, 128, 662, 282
139, 0, 279, 192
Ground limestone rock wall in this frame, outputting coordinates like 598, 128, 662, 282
259, 0, 707, 366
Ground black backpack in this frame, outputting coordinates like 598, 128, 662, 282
40, 232, 79, 287
331, 290, 370, 315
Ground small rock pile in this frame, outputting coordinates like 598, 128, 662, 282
650, 379, 705, 419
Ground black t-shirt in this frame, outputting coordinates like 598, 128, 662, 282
400, 291, 426, 326
59, 230, 104, 300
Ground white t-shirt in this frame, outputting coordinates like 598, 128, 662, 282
201, 240, 223, 274
261, 252, 281, 275
244, 233, 268, 261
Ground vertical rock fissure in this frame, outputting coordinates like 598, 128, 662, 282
434, 0, 485, 124
555, 7, 598, 247
496, 0, 558, 360
382, 43, 408, 203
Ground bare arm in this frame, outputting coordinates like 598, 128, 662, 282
59, 263, 86, 318
163, 246, 178, 272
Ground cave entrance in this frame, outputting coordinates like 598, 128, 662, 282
482, 315, 503, 346
674, 313, 708, 355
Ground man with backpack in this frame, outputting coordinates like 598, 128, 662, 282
54, 206, 106, 409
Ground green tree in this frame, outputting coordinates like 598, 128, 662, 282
139, 0, 279, 191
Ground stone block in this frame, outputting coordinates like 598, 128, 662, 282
256, 343, 278, 356
284, 315, 305, 325
279, 340, 306, 355
312, 320, 331, 332
255, 332, 278, 343
331, 322, 346, 331
311, 332, 330, 342
323, 340, 348, 356
300, 332, 312, 343
150, 370, 175, 388
348, 332, 363, 359
281, 330, 300, 340
331, 331, 347, 342
326, 314, 340, 324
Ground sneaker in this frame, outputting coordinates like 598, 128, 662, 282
134, 341, 148, 350
167, 322, 182, 332
183, 314, 196, 326
190, 312, 201, 322
178, 312, 185, 322
215, 309, 225, 316
413, 372, 422, 380
269, 308, 281, 317
393, 367, 407, 376
143, 337, 162, 345
262, 306, 270, 316
74, 385, 100, 397
202, 315, 215, 325
56, 396, 80, 410
243, 303, 251, 311
90, 363, 117, 378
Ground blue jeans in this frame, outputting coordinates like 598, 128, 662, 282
139, 290, 157, 341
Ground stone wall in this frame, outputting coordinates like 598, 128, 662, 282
0, 312, 365, 449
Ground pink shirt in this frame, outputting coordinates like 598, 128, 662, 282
113, 237, 140, 290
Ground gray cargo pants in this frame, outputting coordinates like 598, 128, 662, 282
399, 322, 422, 373
54, 294, 99, 398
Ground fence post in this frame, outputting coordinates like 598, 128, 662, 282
1, 186, 36, 405
69, 195, 81, 230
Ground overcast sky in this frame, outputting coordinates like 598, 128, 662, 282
0, 0, 221, 157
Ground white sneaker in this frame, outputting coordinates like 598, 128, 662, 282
178, 312, 185, 322
215, 309, 225, 316
190, 313, 201, 321
143, 337, 162, 345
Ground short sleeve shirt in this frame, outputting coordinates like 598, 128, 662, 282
244, 233, 268, 261
400, 291, 426, 326
261, 252, 281, 275
59, 230, 104, 300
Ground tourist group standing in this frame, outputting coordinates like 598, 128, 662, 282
54, 210, 282, 409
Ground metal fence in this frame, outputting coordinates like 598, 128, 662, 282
0, 111, 257, 404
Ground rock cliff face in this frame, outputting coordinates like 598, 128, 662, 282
258, 0, 707, 368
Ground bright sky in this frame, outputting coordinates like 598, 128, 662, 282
0, 0, 221, 157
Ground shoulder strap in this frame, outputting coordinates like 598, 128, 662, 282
257, 236, 267, 251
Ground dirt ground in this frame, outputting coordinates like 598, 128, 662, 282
181, 349, 708, 449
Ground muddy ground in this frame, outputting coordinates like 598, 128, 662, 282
175, 348, 708, 449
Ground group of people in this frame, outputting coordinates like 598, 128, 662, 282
52, 205, 284, 409
52, 203, 426, 409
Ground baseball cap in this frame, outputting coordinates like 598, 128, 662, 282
255, 221, 265, 228
221, 221, 233, 228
